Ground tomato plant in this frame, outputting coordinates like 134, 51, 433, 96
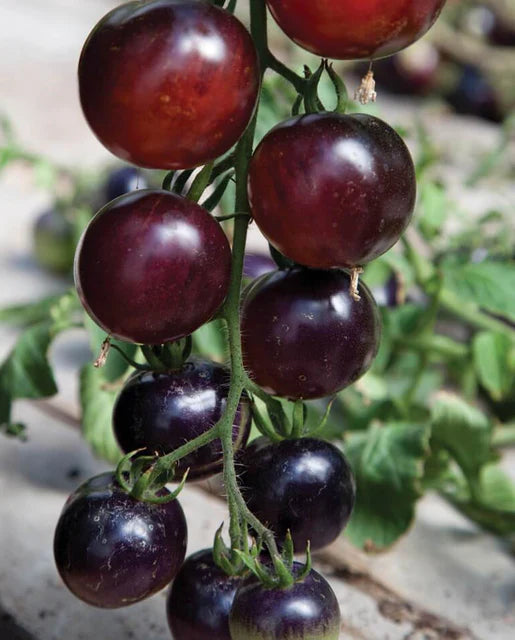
1, 0, 514, 637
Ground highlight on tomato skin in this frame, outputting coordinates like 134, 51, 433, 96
265, 0, 447, 60
248, 113, 416, 270
229, 563, 341, 640
79, 0, 261, 169
53, 472, 187, 608
241, 268, 381, 400
74, 189, 232, 345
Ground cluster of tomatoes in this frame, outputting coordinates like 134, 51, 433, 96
53, 1, 446, 638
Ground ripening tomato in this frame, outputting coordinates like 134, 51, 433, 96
266, 0, 447, 60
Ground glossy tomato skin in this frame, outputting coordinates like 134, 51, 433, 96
113, 358, 251, 480
167, 548, 241, 640
53, 472, 187, 608
239, 437, 355, 552
241, 268, 381, 400
266, 0, 446, 60
229, 564, 341, 640
79, 0, 260, 169
75, 190, 231, 344
248, 113, 416, 269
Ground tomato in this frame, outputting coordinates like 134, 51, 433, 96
265, 0, 447, 60
229, 564, 341, 640
79, 0, 260, 169
167, 549, 241, 640
239, 437, 355, 552
248, 113, 416, 269
113, 358, 251, 480
241, 268, 381, 400
33, 209, 75, 275
74, 190, 231, 344
53, 472, 187, 608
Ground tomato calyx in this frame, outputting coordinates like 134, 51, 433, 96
234, 531, 313, 590
115, 449, 189, 505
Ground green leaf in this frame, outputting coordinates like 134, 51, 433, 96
0, 322, 58, 399
79, 364, 122, 464
440, 464, 515, 536
345, 422, 430, 551
473, 331, 515, 400
442, 260, 515, 322
417, 181, 447, 240
83, 315, 137, 383
0, 292, 70, 326
430, 393, 492, 495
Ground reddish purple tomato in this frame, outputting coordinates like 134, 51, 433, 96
113, 358, 251, 480
53, 472, 187, 608
241, 268, 381, 400
265, 0, 446, 60
167, 549, 241, 640
239, 437, 355, 552
79, 0, 259, 169
229, 564, 341, 640
75, 190, 231, 344
248, 113, 416, 269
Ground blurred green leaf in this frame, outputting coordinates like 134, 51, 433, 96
79, 364, 122, 464
345, 422, 429, 551
418, 181, 447, 240
440, 464, 515, 536
442, 260, 515, 323
473, 332, 515, 400
430, 393, 492, 497
0, 292, 71, 327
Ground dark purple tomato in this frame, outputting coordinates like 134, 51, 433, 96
248, 113, 416, 269
371, 273, 405, 308
241, 268, 381, 400
229, 563, 341, 640
79, 0, 260, 169
113, 358, 251, 480
74, 190, 231, 344
104, 166, 148, 202
243, 252, 276, 280
265, 0, 446, 60
53, 472, 187, 608
239, 437, 355, 552
446, 66, 503, 123
167, 548, 241, 640
33, 209, 75, 275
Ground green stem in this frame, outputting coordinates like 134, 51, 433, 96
266, 52, 305, 93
